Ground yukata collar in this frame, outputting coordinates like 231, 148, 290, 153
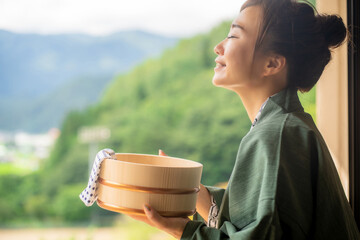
254, 87, 304, 127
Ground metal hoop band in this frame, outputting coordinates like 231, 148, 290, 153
97, 199, 196, 217
98, 177, 200, 195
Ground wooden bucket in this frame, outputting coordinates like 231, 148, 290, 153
97, 153, 203, 217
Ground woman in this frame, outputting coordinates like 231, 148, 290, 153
130, 0, 360, 239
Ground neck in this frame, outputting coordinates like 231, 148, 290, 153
234, 85, 284, 123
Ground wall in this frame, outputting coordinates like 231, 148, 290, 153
316, 0, 349, 197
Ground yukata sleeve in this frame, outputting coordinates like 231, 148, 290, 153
205, 186, 225, 209
181, 198, 282, 240
181, 133, 284, 239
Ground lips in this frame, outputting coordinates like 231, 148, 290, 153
214, 58, 226, 71
215, 58, 226, 67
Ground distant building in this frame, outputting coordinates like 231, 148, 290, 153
14, 128, 60, 159
0, 128, 60, 169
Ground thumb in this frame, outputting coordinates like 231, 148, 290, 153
158, 149, 168, 156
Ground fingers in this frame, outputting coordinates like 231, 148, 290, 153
128, 214, 155, 227
143, 205, 190, 239
158, 149, 168, 156
143, 204, 167, 229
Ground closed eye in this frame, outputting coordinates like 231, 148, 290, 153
227, 35, 238, 39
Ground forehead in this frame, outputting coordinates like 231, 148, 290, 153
232, 5, 263, 35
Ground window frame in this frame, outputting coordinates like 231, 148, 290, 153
347, 0, 360, 230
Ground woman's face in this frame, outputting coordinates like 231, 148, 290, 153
213, 5, 264, 90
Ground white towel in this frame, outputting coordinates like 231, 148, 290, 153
79, 148, 116, 206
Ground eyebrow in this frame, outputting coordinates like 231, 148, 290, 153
231, 23, 245, 31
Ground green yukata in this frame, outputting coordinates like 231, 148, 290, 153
181, 88, 360, 239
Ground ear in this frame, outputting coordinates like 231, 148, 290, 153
263, 55, 286, 77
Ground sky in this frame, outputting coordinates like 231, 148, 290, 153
0, 0, 246, 38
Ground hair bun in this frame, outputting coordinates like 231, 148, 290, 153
317, 14, 347, 49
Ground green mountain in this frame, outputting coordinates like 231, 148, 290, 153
0, 30, 177, 132
0, 20, 315, 224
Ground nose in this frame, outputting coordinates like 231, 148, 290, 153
214, 40, 224, 55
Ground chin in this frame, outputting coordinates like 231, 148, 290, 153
212, 76, 233, 88
212, 75, 226, 87
212, 78, 244, 94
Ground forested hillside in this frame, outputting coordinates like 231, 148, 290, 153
0, 20, 315, 224
0, 30, 176, 132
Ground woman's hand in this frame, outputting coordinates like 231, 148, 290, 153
126, 149, 190, 239
158, 149, 167, 157
129, 205, 190, 239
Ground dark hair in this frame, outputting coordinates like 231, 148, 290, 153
241, 0, 348, 92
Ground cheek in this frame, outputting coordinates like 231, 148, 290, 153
212, 42, 255, 87
227, 47, 252, 77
